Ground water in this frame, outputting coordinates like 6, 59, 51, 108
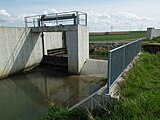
0, 68, 105, 120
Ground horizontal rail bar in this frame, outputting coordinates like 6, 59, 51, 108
24, 11, 87, 27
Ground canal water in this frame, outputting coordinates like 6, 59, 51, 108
0, 68, 105, 120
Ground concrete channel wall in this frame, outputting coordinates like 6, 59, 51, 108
32, 25, 89, 74
44, 32, 63, 50
0, 26, 63, 79
147, 28, 160, 40
66, 25, 89, 74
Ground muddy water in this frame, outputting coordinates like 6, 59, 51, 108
0, 68, 104, 120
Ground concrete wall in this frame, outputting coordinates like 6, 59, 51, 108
0, 26, 63, 79
0, 26, 42, 79
0, 25, 89, 78
147, 28, 160, 40
80, 59, 108, 77
32, 25, 89, 74
44, 32, 63, 50
66, 25, 89, 74
78, 26, 89, 72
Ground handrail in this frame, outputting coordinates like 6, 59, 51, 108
24, 11, 87, 27
106, 39, 142, 94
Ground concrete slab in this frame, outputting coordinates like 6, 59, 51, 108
66, 25, 89, 74
31, 25, 78, 32
80, 59, 108, 77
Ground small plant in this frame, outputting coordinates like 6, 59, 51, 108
40, 106, 88, 120
152, 36, 160, 42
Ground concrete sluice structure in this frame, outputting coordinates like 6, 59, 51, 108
25, 11, 89, 74
0, 11, 110, 113
0, 11, 89, 78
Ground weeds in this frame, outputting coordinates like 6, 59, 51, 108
40, 106, 87, 120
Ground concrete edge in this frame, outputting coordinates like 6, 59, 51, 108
69, 52, 142, 111
0, 63, 40, 80
108, 52, 142, 97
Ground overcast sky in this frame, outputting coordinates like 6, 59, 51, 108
0, 0, 160, 31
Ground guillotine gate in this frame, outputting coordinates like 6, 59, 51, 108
25, 11, 89, 74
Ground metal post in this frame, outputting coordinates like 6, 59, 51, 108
33, 18, 35, 27
106, 51, 112, 94
73, 13, 76, 25
56, 13, 58, 26
41, 32, 45, 55
85, 14, 87, 26
24, 17, 28, 27
140, 39, 142, 52
123, 46, 126, 69
76, 11, 79, 25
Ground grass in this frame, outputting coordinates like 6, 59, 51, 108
144, 36, 160, 43
152, 36, 160, 42
90, 31, 146, 41
94, 52, 160, 120
40, 52, 160, 120
39, 106, 87, 120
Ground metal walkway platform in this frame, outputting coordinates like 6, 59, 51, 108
25, 11, 87, 28
31, 25, 78, 32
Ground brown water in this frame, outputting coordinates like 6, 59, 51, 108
0, 68, 104, 120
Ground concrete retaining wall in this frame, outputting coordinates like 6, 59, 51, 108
66, 25, 89, 74
32, 25, 89, 74
80, 59, 108, 77
0, 26, 63, 79
78, 26, 89, 72
147, 28, 160, 40
44, 32, 63, 50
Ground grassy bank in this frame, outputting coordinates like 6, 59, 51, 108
94, 52, 160, 120
90, 31, 146, 41
40, 52, 160, 120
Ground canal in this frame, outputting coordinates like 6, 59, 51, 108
0, 68, 105, 120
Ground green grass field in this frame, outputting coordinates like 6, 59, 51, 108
90, 31, 146, 41
94, 52, 160, 120
40, 52, 160, 120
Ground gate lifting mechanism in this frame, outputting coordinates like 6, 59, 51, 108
24, 11, 87, 27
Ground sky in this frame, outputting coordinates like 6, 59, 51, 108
0, 0, 160, 31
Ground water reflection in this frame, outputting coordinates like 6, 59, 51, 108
0, 68, 104, 120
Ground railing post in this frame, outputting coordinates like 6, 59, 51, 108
123, 46, 126, 69
76, 11, 79, 25
56, 13, 58, 26
85, 14, 87, 26
106, 51, 112, 94
33, 18, 35, 27
24, 17, 28, 27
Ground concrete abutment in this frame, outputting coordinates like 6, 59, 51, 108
0, 25, 89, 78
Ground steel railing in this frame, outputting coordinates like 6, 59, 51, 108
107, 39, 142, 94
24, 11, 87, 27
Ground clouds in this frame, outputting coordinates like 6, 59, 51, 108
0, 9, 37, 26
87, 10, 159, 31
43, 8, 58, 14
0, 9, 10, 17
0, 9, 12, 22
0, 8, 160, 31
